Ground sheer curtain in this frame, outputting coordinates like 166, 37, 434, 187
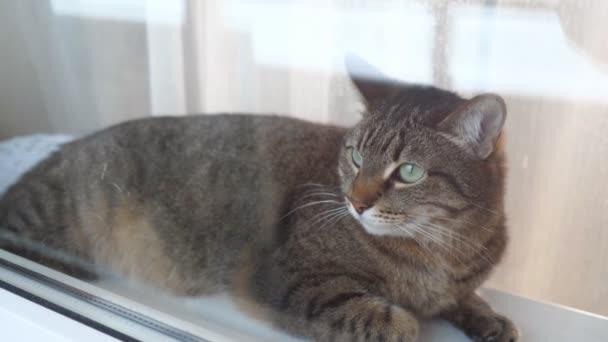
2, 0, 608, 316
0, 0, 433, 135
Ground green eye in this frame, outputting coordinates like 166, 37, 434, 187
351, 147, 363, 167
398, 163, 425, 183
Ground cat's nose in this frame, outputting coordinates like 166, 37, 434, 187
350, 198, 371, 214
349, 174, 381, 214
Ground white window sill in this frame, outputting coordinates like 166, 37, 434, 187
0, 249, 606, 341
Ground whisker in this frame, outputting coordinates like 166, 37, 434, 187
417, 222, 494, 265
317, 210, 350, 230
399, 223, 465, 265
465, 201, 499, 216
303, 206, 348, 228
296, 183, 341, 189
394, 223, 433, 255
402, 211, 494, 233
397, 223, 439, 249
332, 212, 350, 227
298, 192, 340, 201
280, 200, 343, 220
422, 221, 489, 253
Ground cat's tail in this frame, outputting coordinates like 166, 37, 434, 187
0, 184, 98, 279
0, 189, 21, 249
0, 184, 45, 260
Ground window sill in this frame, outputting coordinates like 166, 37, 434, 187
0, 249, 606, 341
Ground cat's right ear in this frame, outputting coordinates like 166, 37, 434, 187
345, 55, 395, 107
438, 94, 507, 159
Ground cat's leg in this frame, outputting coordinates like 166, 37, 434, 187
274, 275, 419, 342
440, 293, 518, 342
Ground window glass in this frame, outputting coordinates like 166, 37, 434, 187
1, 1, 607, 341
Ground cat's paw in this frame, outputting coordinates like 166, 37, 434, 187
468, 314, 519, 342
330, 300, 419, 342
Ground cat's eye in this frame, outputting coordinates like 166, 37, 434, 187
398, 163, 425, 183
351, 147, 363, 167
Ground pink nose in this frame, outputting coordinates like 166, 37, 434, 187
350, 198, 370, 214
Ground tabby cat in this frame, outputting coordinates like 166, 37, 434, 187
0, 60, 518, 342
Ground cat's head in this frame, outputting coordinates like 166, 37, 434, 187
338, 58, 506, 238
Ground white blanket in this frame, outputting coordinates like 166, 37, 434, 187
0, 134, 73, 194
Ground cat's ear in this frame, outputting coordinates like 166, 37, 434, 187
345, 54, 395, 106
438, 94, 507, 159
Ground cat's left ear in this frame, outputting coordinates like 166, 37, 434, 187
345, 54, 395, 107
438, 94, 507, 159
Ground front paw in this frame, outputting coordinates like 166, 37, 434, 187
468, 314, 519, 342
328, 299, 419, 342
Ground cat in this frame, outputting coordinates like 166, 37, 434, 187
0, 59, 518, 342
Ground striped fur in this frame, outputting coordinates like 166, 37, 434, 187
0, 76, 517, 341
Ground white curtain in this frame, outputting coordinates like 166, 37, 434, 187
2, 0, 608, 317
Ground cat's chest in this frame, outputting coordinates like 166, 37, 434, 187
379, 258, 461, 317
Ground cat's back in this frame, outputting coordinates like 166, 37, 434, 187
69, 114, 344, 163
0, 113, 346, 292
64, 113, 347, 230
3, 113, 346, 229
